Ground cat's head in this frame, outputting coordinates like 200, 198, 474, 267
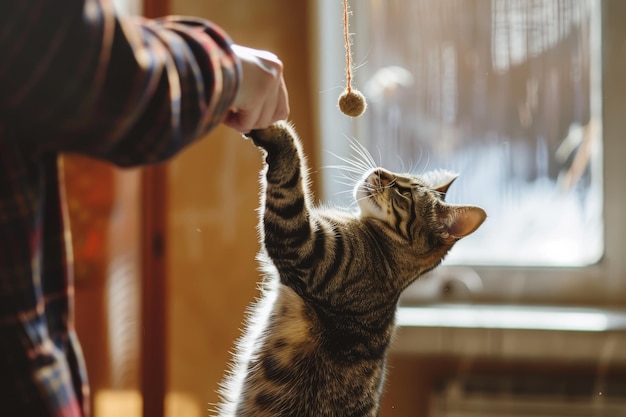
355, 167, 486, 273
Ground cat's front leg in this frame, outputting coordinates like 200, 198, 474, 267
247, 122, 314, 279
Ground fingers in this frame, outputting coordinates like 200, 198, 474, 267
224, 86, 288, 134
244, 76, 288, 130
224, 45, 290, 133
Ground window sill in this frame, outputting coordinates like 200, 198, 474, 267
392, 304, 626, 362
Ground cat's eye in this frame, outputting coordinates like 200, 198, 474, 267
396, 187, 412, 198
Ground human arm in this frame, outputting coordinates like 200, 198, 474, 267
0, 0, 288, 166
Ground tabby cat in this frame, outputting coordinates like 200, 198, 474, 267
216, 121, 486, 417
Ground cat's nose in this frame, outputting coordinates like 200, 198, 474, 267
372, 168, 394, 186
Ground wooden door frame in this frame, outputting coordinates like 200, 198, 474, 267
141, 166, 168, 417
141, 4, 169, 417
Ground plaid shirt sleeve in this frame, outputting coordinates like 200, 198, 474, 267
0, 1, 240, 416
0, 0, 240, 166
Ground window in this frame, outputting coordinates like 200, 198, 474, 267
321, 0, 602, 267
315, 0, 626, 304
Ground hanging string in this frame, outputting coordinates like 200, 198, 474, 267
343, 0, 355, 94
338, 0, 367, 117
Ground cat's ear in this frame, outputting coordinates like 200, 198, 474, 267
422, 170, 459, 195
442, 205, 486, 243
434, 175, 458, 195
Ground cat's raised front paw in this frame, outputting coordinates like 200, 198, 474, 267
246, 120, 294, 148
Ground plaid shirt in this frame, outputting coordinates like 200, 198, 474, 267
0, 1, 240, 416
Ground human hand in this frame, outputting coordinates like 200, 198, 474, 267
223, 45, 290, 133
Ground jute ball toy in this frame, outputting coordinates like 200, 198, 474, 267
338, 0, 367, 117
338, 88, 367, 118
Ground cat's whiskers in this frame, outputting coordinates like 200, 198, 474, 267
326, 164, 367, 177
334, 188, 356, 197
354, 191, 376, 206
330, 135, 379, 171
324, 138, 383, 205
332, 170, 362, 188
330, 161, 370, 178
333, 180, 358, 192
347, 140, 377, 172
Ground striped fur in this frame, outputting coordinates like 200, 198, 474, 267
215, 121, 486, 417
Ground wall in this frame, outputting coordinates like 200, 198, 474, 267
164, 2, 315, 415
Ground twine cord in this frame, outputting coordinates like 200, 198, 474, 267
343, 0, 353, 94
